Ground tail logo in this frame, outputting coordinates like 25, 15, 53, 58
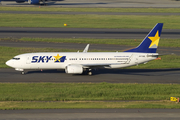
125, 23, 163, 53
148, 30, 160, 48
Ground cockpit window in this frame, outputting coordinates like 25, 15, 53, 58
12, 58, 20, 60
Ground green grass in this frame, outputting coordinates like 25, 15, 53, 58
1, 46, 180, 68
14, 38, 180, 48
0, 7, 180, 13
0, 13, 180, 29
0, 101, 180, 109
0, 83, 179, 101
0, 83, 180, 109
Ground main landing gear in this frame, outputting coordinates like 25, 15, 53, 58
84, 69, 92, 76
88, 71, 92, 76
21, 71, 25, 75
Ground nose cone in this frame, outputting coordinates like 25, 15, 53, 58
6, 60, 13, 67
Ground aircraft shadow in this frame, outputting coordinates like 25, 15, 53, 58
26, 68, 180, 76
92, 68, 180, 75
47, 2, 107, 6
47, 0, 64, 1
26, 69, 65, 74
5, 1, 107, 6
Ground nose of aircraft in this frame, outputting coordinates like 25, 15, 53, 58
6, 60, 13, 67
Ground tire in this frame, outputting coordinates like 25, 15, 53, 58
88, 71, 92, 76
21, 71, 25, 75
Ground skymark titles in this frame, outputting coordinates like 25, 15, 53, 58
31, 54, 66, 63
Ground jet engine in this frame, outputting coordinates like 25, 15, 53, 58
65, 65, 83, 74
28, 0, 39, 4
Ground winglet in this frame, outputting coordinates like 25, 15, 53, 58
83, 44, 90, 53
125, 23, 163, 53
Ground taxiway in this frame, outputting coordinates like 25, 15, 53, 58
1, 109, 180, 120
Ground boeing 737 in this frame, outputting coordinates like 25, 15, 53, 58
6, 23, 163, 75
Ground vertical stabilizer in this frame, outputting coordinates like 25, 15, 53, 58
125, 23, 163, 53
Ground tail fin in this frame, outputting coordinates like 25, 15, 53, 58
125, 23, 163, 53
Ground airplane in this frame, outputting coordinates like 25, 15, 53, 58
6, 23, 163, 75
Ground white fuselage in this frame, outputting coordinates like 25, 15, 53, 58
6, 52, 158, 71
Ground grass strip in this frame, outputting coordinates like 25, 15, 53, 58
0, 13, 180, 29
0, 7, 180, 13
0, 83, 180, 101
15, 38, 180, 48
1, 46, 180, 68
0, 101, 180, 110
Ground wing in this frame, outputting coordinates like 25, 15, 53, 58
81, 63, 120, 68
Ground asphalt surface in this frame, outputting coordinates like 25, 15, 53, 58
1, 40, 180, 55
1, 0, 180, 8
1, 109, 180, 120
1, 27, 180, 39
1, 11, 180, 16
1, 68, 180, 83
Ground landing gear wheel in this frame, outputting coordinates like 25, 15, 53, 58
21, 71, 25, 75
88, 71, 92, 76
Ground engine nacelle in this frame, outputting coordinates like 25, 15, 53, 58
28, 0, 39, 4
65, 65, 83, 74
